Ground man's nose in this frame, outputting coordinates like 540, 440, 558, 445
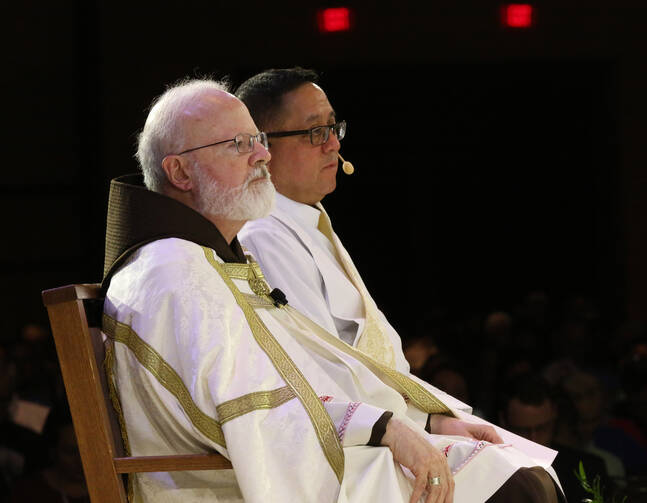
251, 139, 271, 164
322, 129, 341, 152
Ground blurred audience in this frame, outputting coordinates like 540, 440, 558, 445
0, 323, 67, 502
497, 371, 612, 503
616, 337, 647, 451
0, 287, 644, 501
403, 288, 646, 499
556, 370, 628, 483
9, 407, 89, 503
419, 357, 474, 411
402, 334, 439, 375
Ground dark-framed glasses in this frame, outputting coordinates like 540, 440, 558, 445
177, 132, 268, 155
266, 120, 346, 146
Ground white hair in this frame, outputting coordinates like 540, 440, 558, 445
135, 78, 230, 193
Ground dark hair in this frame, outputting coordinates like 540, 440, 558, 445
235, 67, 319, 130
421, 356, 466, 383
497, 372, 554, 415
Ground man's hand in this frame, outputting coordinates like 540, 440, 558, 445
381, 417, 454, 503
428, 415, 504, 444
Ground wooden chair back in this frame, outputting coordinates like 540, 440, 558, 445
42, 284, 232, 503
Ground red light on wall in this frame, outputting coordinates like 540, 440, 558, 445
503, 4, 534, 28
317, 7, 351, 33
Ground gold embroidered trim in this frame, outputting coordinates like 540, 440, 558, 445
103, 338, 135, 501
217, 386, 296, 425
202, 247, 344, 484
104, 338, 132, 455
102, 314, 227, 448
317, 210, 396, 368
242, 293, 275, 308
220, 263, 251, 279
221, 261, 271, 297
287, 306, 453, 416
220, 260, 264, 280
378, 364, 452, 415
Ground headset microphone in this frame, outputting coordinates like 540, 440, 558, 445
338, 153, 354, 175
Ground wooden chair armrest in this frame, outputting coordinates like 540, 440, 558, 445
114, 453, 232, 473
42, 284, 103, 306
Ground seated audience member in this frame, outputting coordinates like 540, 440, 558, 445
403, 335, 440, 376
614, 342, 647, 498
236, 68, 416, 375
102, 76, 565, 502
420, 358, 472, 411
498, 372, 610, 502
10, 409, 89, 503
473, 311, 516, 421
612, 338, 647, 475
0, 329, 62, 486
234, 68, 514, 427
403, 310, 454, 377
557, 369, 639, 484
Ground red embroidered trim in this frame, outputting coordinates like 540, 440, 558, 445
338, 402, 361, 442
319, 395, 334, 403
452, 440, 488, 475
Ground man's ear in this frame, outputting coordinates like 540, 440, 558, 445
161, 155, 192, 192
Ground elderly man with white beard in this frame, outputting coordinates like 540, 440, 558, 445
101, 78, 563, 503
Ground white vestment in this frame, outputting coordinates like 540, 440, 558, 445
240, 194, 408, 368
104, 237, 560, 503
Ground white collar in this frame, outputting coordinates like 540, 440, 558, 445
275, 192, 322, 230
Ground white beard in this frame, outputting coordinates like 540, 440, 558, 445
195, 164, 275, 221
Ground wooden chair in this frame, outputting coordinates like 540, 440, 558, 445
42, 284, 232, 503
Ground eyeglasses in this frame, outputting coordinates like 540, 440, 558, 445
177, 132, 268, 155
266, 120, 346, 146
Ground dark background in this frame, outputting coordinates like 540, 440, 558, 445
5, 1, 647, 343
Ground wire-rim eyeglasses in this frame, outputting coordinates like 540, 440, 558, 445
176, 132, 268, 155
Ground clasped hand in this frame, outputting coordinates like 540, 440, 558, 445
381, 416, 503, 503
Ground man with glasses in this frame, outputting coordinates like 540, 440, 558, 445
236, 68, 398, 369
102, 76, 562, 503
497, 372, 611, 502
102, 77, 467, 503
236, 68, 564, 502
